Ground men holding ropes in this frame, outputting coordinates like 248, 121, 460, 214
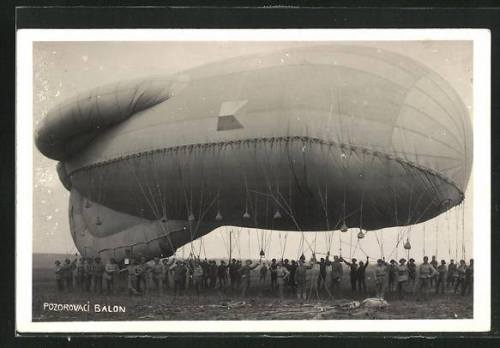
52, 253, 473, 303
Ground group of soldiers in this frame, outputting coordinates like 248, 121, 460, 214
54, 252, 473, 301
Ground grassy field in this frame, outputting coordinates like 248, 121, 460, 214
32, 264, 473, 321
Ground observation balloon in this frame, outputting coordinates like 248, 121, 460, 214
35, 45, 472, 261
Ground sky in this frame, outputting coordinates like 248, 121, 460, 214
32, 40, 473, 262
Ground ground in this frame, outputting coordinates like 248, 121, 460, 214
32, 266, 473, 321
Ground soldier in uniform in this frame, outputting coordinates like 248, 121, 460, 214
447, 259, 458, 291
120, 258, 140, 295
259, 262, 268, 287
430, 255, 439, 287
329, 255, 344, 296
62, 259, 74, 292
93, 257, 105, 294
342, 257, 359, 293
407, 258, 417, 294
388, 259, 397, 293
396, 258, 409, 299
136, 256, 151, 295
269, 259, 278, 292
191, 259, 204, 297
162, 258, 174, 289
356, 256, 370, 294
83, 257, 93, 292
76, 258, 85, 292
315, 254, 331, 293
435, 260, 448, 294
295, 259, 314, 300
104, 258, 119, 294
171, 260, 188, 297
151, 257, 164, 295
54, 260, 64, 292
455, 259, 467, 295
417, 256, 438, 300
277, 261, 290, 300
217, 260, 228, 289
209, 260, 218, 289
229, 259, 239, 290
240, 259, 261, 297
463, 258, 474, 296
374, 258, 388, 299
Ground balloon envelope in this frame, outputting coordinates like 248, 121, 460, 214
36, 45, 472, 260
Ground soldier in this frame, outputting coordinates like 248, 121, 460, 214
120, 258, 139, 295
463, 258, 474, 296
454, 259, 467, 295
435, 260, 447, 294
62, 259, 74, 292
374, 258, 388, 298
209, 260, 218, 289
259, 262, 268, 287
103, 258, 119, 294
76, 258, 85, 292
296, 259, 313, 300
430, 255, 439, 287
315, 254, 330, 292
171, 260, 187, 297
136, 256, 151, 295
396, 258, 409, 299
342, 257, 359, 293
417, 256, 438, 300
447, 259, 458, 290
330, 255, 344, 296
229, 259, 239, 290
151, 257, 164, 295
83, 257, 93, 292
388, 259, 397, 293
240, 259, 261, 297
277, 261, 290, 300
93, 257, 105, 294
287, 260, 298, 296
200, 258, 209, 289
217, 260, 228, 289
407, 258, 417, 293
54, 260, 64, 292
269, 259, 278, 292
191, 259, 204, 297
162, 258, 174, 289
356, 256, 370, 294
235, 260, 243, 289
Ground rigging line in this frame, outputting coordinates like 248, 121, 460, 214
374, 230, 383, 258
461, 201, 466, 260
317, 183, 330, 230
435, 222, 439, 257
455, 206, 459, 260
423, 223, 426, 257
445, 210, 452, 259
192, 183, 207, 239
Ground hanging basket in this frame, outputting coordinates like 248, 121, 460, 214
243, 211, 251, 219
215, 211, 223, 221
340, 222, 348, 233
357, 230, 365, 239
273, 209, 282, 219
404, 239, 412, 250
259, 249, 265, 257
300, 253, 306, 261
